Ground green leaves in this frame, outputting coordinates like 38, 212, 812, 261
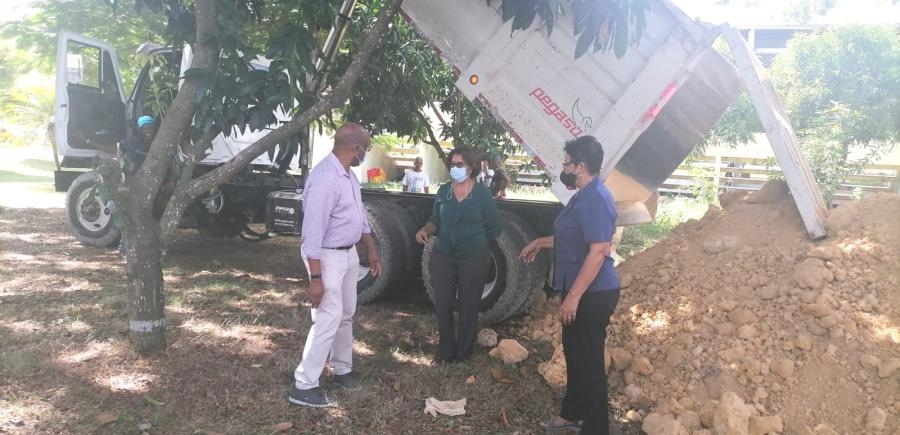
497, 0, 648, 59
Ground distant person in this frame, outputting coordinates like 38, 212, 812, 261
489, 157, 509, 199
121, 115, 158, 175
477, 160, 493, 189
402, 157, 431, 193
415, 147, 502, 363
519, 136, 619, 435
289, 123, 382, 408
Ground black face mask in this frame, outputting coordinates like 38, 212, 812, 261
559, 170, 577, 189
350, 147, 366, 167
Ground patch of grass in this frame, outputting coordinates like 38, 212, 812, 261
21, 159, 56, 173
616, 196, 709, 260
201, 276, 253, 301
0, 170, 52, 183
0, 350, 47, 378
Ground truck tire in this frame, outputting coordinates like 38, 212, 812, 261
65, 172, 121, 247
503, 212, 551, 314
356, 200, 409, 303
421, 211, 538, 325
378, 200, 422, 289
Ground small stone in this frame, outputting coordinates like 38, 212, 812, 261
795, 258, 834, 290
802, 303, 832, 318
642, 413, 689, 435
729, 309, 759, 325
625, 409, 643, 422
718, 299, 739, 312
714, 392, 752, 435
753, 387, 768, 401
609, 347, 633, 371
625, 384, 643, 403
771, 359, 795, 379
878, 358, 900, 378
813, 423, 839, 435
794, 333, 813, 351
738, 325, 759, 339
758, 285, 779, 300
718, 346, 746, 364
860, 354, 881, 370
749, 415, 783, 435
495, 339, 529, 364
865, 407, 886, 431
477, 329, 498, 347
676, 411, 701, 430
633, 356, 654, 376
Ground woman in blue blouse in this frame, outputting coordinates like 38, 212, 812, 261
520, 136, 619, 435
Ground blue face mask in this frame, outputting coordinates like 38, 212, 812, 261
450, 167, 469, 183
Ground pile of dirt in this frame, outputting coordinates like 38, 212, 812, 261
526, 186, 900, 434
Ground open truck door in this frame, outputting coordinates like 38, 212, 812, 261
55, 31, 127, 160
55, 32, 127, 248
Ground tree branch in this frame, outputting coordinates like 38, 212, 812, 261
418, 109, 447, 163
184, 0, 404, 198
131, 0, 219, 206
158, 130, 217, 243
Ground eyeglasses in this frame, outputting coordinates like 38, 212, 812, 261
450, 161, 467, 168
563, 161, 578, 167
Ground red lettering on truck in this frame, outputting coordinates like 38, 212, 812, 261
529, 88, 583, 138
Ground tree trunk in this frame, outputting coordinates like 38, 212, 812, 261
123, 212, 167, 355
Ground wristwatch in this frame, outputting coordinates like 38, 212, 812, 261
309, 274, 322, 280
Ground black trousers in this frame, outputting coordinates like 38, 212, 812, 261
428, 248, 490, 360
560, 289, 620, 435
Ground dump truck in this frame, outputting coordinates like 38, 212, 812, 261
53, 0, 827, 325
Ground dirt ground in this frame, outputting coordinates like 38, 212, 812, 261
0, 204, 640, 434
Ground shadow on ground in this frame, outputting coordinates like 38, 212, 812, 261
0, 207, 639, 434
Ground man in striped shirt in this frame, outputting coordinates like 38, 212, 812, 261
289, 123, 382, 408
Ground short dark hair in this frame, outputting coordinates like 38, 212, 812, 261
564, 135, 604, 175
447, 146, 482, 179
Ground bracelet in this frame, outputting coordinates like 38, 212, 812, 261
309, 274, 321, 280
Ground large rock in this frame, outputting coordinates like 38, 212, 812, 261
477, 329, 498, 347
642, 413, 690, 435
794, 258, 834, 290
713, 392, 753, 435
495, 339, 529, 364
749, 415, 783, 435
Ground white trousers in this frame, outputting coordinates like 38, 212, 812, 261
295, 246, 359, 390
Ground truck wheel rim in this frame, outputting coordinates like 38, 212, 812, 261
481, 255, 498, 300
76, 188, 111, 231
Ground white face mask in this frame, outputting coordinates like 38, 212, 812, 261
450, 166, 468, 183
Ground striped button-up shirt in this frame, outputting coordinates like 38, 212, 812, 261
300, 153, 371, 259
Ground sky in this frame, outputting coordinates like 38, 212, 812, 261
1, 0, 899, 26
674, 0, 900, 26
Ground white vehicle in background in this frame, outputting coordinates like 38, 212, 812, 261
54, 0, 825, 324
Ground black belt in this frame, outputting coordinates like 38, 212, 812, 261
324, 245, 354, 250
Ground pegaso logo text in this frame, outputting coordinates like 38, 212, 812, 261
275, 205, 295, 215
529, 87, 584, 138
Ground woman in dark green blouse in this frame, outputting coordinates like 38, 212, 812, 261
415, 146, 502, 362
